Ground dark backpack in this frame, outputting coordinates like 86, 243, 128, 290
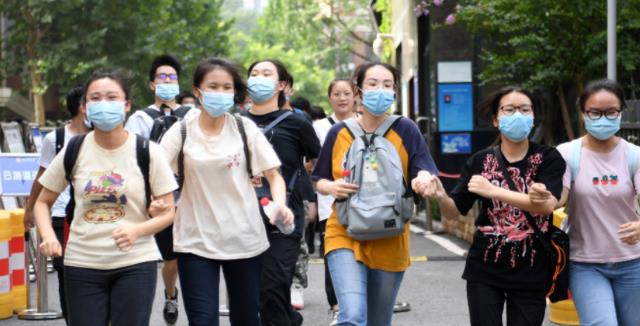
54, 127, 65, 154
145, 105, 192, 142
62, 133, 151, 247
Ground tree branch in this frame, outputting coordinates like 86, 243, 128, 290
332, 14, 374, 47
315, 20, 370, 62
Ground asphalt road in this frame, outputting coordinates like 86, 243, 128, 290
2, 224, 562, 326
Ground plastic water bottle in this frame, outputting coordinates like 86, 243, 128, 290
260, 197, 294, 234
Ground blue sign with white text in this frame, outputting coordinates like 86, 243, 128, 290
441, 133, 472, 154
437, 83, 473, 132
0, 154, 40, 196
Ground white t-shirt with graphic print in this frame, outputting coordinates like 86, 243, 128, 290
161, 110, 281, 260
39, 132, 178, 270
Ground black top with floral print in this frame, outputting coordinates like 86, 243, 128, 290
450, 142, 565, 290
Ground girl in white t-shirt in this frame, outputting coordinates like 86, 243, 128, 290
557, 79, 640, 326
34, 69, 178, 326
160, 57, 293, 326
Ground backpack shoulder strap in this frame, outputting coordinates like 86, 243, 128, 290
342, 118, 364, 139
234, 113, 253, 177
327, 117, 336, 125
63, 134, 87, 182
375, 115, 403, 137
135, 134, 151, 208
143, 107, 163, 120
262, 111, 293, 134
177, 119, 187, 188
62, 134, 87, 224
569, 137, 583, 181
55, 126, 66, 154
173, 105, 191, 118
627, 141, 640, 184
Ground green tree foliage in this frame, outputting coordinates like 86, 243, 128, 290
1, 0, 231, 119
454, 0, 640, 140
229, 0, 375, 111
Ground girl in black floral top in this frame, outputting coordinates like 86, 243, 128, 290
416, 86, 566, 326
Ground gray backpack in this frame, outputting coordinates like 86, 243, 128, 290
336, 116, 414, 240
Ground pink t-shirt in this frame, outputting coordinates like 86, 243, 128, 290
558, 138, 640, 263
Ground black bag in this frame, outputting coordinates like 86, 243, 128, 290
493, 146, 570, 303
146, 105, 191, 142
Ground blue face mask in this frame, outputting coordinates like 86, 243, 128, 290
87, 101, 125, 131
498, 112, 534, 142
155, 83, 179, 101
361, 89, 395, 116
584, 116, 620, 141
248, 76, 277, 104
199, 90, 234, 117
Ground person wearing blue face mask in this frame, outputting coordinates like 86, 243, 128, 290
555, 79, 640, 326
160, 57, 292, 326
313, 63, 438, 326
33, 69, 178, 326
418, 86, 566, 326
125, 54, 187, 324
245, 59, 321, 326
126, 54, 182, 139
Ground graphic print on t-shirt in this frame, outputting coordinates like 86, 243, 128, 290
592, 174, 618, 186
478, 153, 548, 268
82, 170, 127, 223
226, 152, 241, 169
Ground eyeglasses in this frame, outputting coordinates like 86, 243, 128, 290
584, 108, 621, 120
156, 73, 178, 81
499, 104, 533, 116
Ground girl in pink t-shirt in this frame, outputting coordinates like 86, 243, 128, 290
557, 79, 640, 326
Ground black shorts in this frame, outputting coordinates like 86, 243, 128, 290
154, 224, 176, 261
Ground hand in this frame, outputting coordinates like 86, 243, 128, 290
330, 178, 359, 200
275, 205, 295, 227
39, 236, 62, 257
619, 221, 640, 245
24, 209, 35, 231
529, 183, 552, 205
468, 175, 497, 198
149, 199, 171, 217
411, 171, 432, 195
412, 171, 446, 199
112, 226, 140, 252
304, 160, 315, 173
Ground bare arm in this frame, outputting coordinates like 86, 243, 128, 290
34, 187, 62, 257
112, 191, 175, 252
412, 171, 462, 219
468, 175, 557, 215
316, 178, 358, 199
24, 167, 47, 230
263, 168, 294, 226
556, 187, 569, 208
264, 168, 287, 208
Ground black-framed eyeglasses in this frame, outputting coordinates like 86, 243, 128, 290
499, 104, 533, 116
156, 73, 178, 81
584, 108, 621, 120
